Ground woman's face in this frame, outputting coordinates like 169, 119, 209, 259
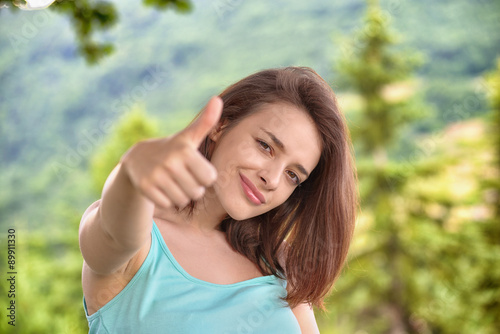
208, 102, 322, 221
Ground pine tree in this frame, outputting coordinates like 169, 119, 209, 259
325, 2, 500, 333
328, 0, 427, 332
332, 1, 426, 333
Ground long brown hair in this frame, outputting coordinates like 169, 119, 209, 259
182, 67, 358, 310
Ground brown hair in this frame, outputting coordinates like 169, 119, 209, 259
182, 67, 358, 310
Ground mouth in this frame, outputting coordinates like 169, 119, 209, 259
239, 173, 265, 205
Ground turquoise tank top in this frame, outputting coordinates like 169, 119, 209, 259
83, 220, 301, 333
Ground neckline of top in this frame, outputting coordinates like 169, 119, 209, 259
151, 219, 279, 288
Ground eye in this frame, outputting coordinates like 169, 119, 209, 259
287, 171, 300, 185
257, 139, 272, 154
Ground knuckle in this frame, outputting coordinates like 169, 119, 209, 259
163, 159, 182, 175
150, 167, 163, 181
138, 178, 150, 190
193, 187, 205, 199
208, 167, 218, 184
161, 198, 173, 209
201, 177, 213, 188
178, 197, 191, 208
180, 143, 192, 155
170, 140, 190, 156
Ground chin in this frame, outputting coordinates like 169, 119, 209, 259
226, 209, 263, 221
219, 193, 266, 222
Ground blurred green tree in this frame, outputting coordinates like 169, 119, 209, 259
485, 58, 500, 226
323, 1, 500, 333
0, 0, 192, 64
330, 0, 426, 331
90, 105, 159, 195
0, 204, 88, 334
473, 57, 500, 331
0, 107, 159, 334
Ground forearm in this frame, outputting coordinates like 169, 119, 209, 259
98, 162, 155, 251
79, 158, 156, 276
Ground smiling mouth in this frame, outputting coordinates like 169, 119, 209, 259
239, 174, 265, 205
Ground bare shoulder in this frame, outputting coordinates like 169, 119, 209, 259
292, 302, 320, 334
80, 199, 101, 225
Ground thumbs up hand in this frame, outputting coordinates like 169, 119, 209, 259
120, 96, 223, 209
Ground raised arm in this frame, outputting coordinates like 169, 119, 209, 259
78, 96, 223, 276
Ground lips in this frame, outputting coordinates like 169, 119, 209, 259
239, 173, 265, 205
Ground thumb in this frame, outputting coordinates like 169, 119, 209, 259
182, 96, 223, 147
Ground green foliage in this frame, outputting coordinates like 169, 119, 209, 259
337, 0, 425, 156
324, 117, 500, 333
142, 0, 192, 13
1, 0, 499, 333
467, 58, 500, 332
0, 0, 192, 64
90, 105, 159, 195
322, 1, 500, 333
402, 220, 500, 334
0, 209, 88, 334
0, 108, 160, 334
16, 234, 87, 333
1, 0, 119, 64
485, 58, 500, 220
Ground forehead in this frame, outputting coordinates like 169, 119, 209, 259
239, 102, 323, 168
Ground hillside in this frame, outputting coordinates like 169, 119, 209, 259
0, 0, 499, 227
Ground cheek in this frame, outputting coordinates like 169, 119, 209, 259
217, 159, 239, 188
239, 141, 257, 159
221, 140, 263, 171
266, 188, 295, 209
210, 144, 248, 190
233, 138, 264, 163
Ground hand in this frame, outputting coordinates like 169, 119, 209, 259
120, 96, 223, 209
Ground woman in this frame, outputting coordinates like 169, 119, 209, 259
79, 67, 358, 333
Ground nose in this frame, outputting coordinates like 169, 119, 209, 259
257, 164, 282, 190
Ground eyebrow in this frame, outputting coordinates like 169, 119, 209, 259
259, 127, 310, 178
